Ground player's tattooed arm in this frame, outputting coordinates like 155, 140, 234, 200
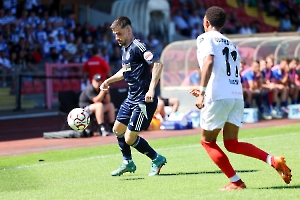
149, 60, 163, 92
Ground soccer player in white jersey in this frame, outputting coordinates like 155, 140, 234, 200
190, 6, 291, 190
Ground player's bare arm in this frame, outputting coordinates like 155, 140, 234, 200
92, 90, 107, 103
145, 60, 163, 102
100, 68, 125, 90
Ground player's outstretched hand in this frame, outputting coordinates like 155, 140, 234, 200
190, 88, 200, 97
100, 80, 110, 91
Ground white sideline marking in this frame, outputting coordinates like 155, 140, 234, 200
0, 132, 298, 172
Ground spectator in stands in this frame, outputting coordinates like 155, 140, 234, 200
23, 23, 36, 44
65, 24, 75, 41
259, 58, 273, 115
157, 96, 180, 119
66, 35, 77, 54
81, 35, 94, 52
25, 48, 39, 72
240, 60, 252, 108
101, 46, 110, 63
10, 37, 27, 55
49, 10, 63, 24
288, 57, 299, 104
34, 23, 48, 46
74, 49, 88, 63
24, 0, 41, 12
0, 34, 9, 55
261, 55, 282, 118
188, 9, 202, 30
223, 12, 238, 34
239, 23, 253, 34
4, 9, 17, 24
56, 33, 67, 52
0, 49, 12, 87
43, 34, 58, 58
17, 10, 28, 31
98, 34, 113, 56
82, 46, 112, 85
8, 23, 20, 44
243, 60, 272, 119
64, 12, 76, 30
279, 13, 292, 32
0, 9, 7, 25
190, 22, 203, 39
79, 73, 115, 136
172, 9, 190, 37
271, 57, 290, 116
26, 10, 40, 28
3, 0, 18, 15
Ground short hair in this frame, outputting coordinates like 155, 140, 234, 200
205, 6, 226, 29
291, 57, 299, 63
91, 46, 99, 55
280, 57, 290, 63
110, 16, 132, 29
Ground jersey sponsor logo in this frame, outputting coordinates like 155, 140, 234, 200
122, 63, 131, 71
143, 51, 153, 61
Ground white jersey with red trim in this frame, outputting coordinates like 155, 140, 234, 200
196, 31, 243, 102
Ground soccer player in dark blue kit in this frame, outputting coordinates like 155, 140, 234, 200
100, 16, 166, 176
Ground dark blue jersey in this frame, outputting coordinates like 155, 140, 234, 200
121, 38, 159, 102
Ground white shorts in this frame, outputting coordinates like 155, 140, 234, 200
200, 99, 244, 131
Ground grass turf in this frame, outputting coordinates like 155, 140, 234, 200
0, 124, 299, 200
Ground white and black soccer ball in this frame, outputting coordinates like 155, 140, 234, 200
67, 108, 90, 131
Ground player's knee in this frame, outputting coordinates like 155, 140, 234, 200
224, 139, 238, 153
200, 137, 215, 147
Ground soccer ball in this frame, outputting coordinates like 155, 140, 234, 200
67, 108, 90, 131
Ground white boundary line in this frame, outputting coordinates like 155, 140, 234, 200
0, 132, 298, 172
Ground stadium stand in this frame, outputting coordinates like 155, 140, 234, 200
1, 0, 300, 121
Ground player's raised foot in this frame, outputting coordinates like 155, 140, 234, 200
148, 154, 167, 176
111, 161, 136, 176
271, 156, 292, 184
219, 180, 246, 191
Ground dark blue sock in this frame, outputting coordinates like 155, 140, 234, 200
280, 101, 287, 107
117, 134, 132, 161
293, 99, 298, 104
254, 93, 264, 113
245, 102, 251, 108
131, 136, 157, 160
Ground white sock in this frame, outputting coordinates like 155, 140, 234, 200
229, 174, 240, 182
266, 155, 272, 166
123, 159, 132, 164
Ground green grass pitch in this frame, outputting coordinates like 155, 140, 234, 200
0, 124, 299, 200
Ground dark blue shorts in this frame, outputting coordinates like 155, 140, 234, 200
116, 97, 158, 131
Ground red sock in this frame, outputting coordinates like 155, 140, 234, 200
224, 138, 268, 162
201, 139, 236, 178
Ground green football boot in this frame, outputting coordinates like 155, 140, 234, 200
111, 161, 136, 176
148, 154, 167, 176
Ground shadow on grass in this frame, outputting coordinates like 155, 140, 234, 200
120, 177, 145, 181
159, 169, 258, 176
256, 185, 300, 189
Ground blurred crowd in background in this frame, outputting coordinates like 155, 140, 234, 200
1, 0, 300, 89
